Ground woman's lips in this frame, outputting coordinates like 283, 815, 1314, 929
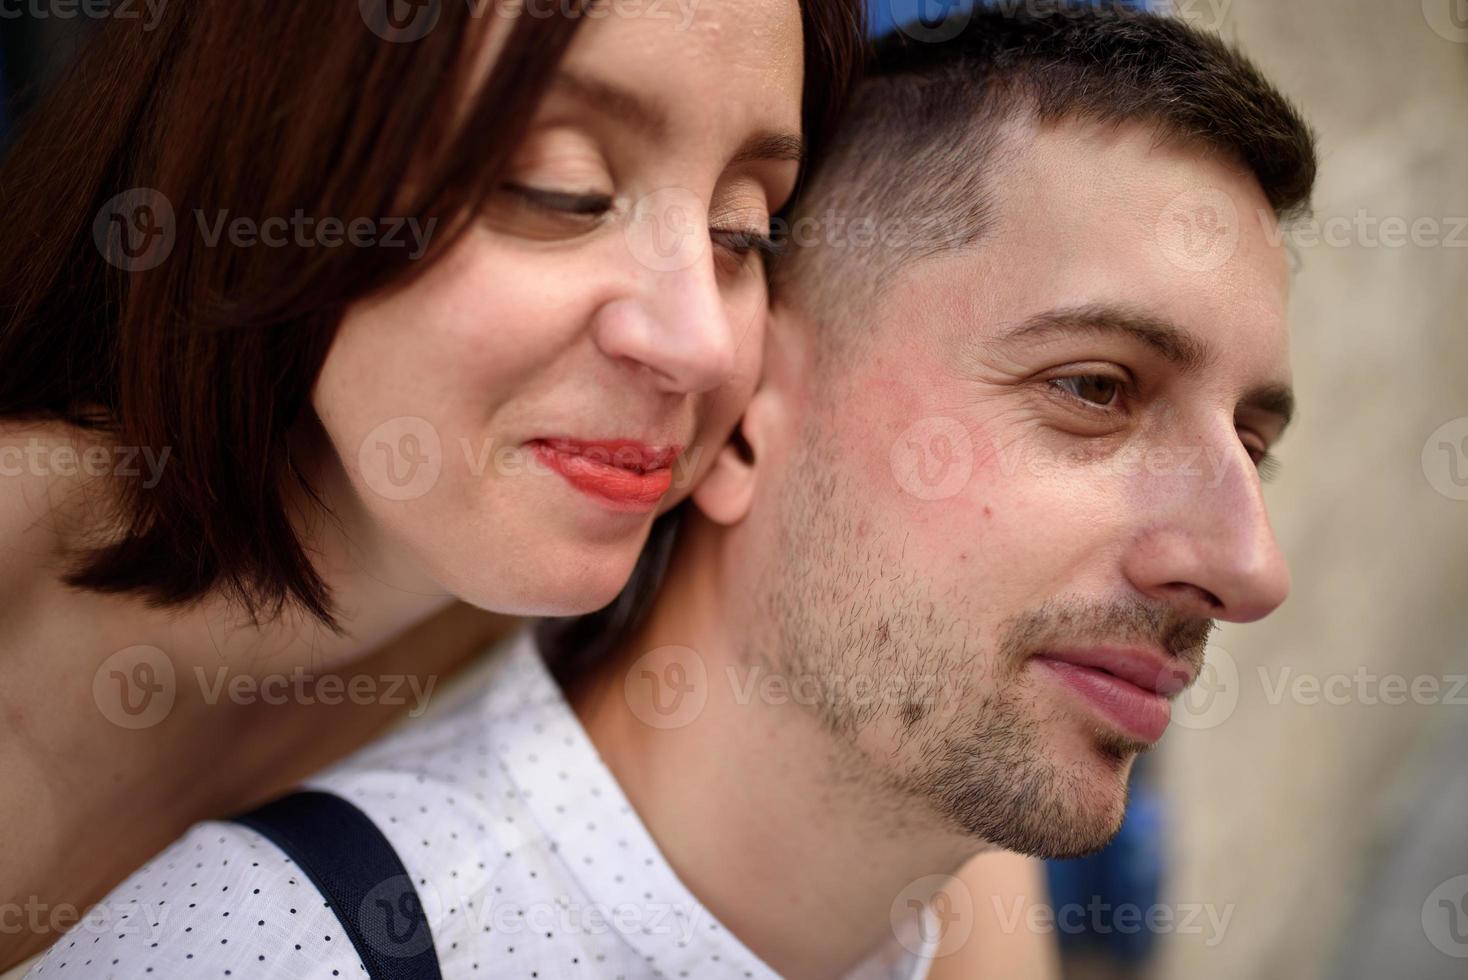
529, 438, 681, 513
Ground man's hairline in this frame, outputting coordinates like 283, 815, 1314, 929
776, 98, 1297, 313
771, 111, 1299, 438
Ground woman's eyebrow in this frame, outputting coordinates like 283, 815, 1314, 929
551, 69, 669, 140
550, 70, 804, 167
731, 132, 806, 166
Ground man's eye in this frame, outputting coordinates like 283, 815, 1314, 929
1050, 374, 1123, 408
1248, 445, 1284, 482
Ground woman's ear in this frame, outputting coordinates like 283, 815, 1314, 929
692, 385, 779, 526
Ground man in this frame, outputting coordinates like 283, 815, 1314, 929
559, 4, 1312, 975
30, 4, 1314, 978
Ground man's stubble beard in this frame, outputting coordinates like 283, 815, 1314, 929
742, 416, 1207, 859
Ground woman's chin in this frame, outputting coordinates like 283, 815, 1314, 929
443, 535, 643, 620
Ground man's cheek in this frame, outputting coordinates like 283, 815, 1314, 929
961, 428, 1104, 565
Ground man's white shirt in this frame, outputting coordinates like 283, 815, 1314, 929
28, 630, 936, 979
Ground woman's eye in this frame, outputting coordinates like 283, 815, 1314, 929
710, 227, 783, 275
501, 183, 613, 218
1050, 374, 1123, 408
484, 183, 615, 241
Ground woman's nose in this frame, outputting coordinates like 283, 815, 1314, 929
593, 222, 739, 394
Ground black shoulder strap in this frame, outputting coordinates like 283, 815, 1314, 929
231, 789, 443, 980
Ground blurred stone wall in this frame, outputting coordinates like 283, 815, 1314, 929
1151, 1, 1468, 978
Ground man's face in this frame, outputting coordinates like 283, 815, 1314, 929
738, 119, 1293, 858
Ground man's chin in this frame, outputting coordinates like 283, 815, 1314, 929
935, 736, 1138, 859
1076, 728, 1156, 776
995, 777, 1131, 860
1025, 821, 1127, 860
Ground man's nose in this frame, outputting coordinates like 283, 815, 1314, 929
1121, 438, 1291, 624
591, 240, 739, 396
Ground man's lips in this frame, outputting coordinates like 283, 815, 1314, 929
529, 438, 683, 513
1031, 646, 1196, 744
1037, 646, 1195, 696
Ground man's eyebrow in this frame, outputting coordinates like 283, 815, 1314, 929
995, 304, 1215, 373
993, 303, 1296, 434
551, 70, 668, 140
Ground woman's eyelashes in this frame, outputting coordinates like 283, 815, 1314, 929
500, 181, 777, 270
711, 226, 783, 272
502, 182, 614, 219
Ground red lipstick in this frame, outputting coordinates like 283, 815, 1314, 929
530, 438, 681, 513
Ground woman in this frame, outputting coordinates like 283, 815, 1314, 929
0, 0, 861, 971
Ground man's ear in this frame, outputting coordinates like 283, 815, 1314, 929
692, 384, 781, 526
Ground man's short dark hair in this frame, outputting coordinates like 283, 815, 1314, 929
772, 0, 1318, 324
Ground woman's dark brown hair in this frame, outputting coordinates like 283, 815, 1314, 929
0, 0, 864, 631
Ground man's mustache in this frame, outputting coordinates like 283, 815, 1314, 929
998, 594, 1214, 687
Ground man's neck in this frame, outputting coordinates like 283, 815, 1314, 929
566, 518, 985, 980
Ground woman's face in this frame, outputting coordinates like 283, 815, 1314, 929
313, 0, 805, 616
